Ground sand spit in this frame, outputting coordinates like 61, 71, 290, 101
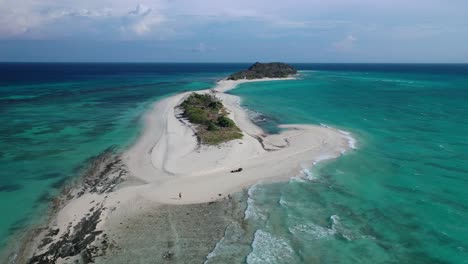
9, 77, 354, 263
122, 78, 352, 204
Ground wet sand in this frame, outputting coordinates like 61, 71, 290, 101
9, 77, 354, 263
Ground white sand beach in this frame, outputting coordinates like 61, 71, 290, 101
21, 77, 355, 263
120, 78, 352, 204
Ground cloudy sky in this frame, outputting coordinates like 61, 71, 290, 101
1, 0, 467, 62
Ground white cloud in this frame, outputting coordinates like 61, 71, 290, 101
0, 0, 46, 37
222, 8, 258, 18
192, 42, 207, 52
332, 34, 357, 51
0, 0, 467, 43
0, 1, 167, 39
121, 4, 165, 36
387, 24, 456, 39
191, 42, 216, 53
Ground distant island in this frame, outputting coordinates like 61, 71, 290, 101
14, 63, 355, 264
180, 62, 297, 145
228, 62, 297, 80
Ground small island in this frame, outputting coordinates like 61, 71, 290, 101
14, 63, 354, 264
180, 62, 297, 145
228, 62, 297, 80
180, 93, 242, 145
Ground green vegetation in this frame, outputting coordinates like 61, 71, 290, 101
228, 62, 297, 80
217, 116, 235, 127
180, 93, 242, 145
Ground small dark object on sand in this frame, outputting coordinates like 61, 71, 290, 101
162, 251, 174, 260
230, 168, 243, 173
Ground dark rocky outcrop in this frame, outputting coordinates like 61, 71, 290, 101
7, 148, 127, 264
228, 62, 297, 80
29, 205, 105, 264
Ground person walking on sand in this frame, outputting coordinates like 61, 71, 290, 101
179, 192, 182, 199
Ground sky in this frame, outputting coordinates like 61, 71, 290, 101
0, 0, 467, 62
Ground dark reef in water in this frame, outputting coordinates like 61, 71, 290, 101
0, 184, 23, 192
6, 145, 251, 264
6, 147, 127, 264
228, 62, 297, 80
28, 205, 105, 264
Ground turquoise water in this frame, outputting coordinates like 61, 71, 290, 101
0, 63, 245, 250
1, 64, 467, 263
227, 69, 468, 263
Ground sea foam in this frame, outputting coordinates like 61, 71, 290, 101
289, 222, 337, 240
246, 230, 295, 264
338, 129, 357, 150
244, 184, 266, 220
288, 215, 359, 241
204, 222, 246, 264
320, 123, 357, 151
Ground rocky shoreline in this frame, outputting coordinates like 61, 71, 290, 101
4, 147, 248, 264
4, 148, 124, 263
3, 76, 352, 264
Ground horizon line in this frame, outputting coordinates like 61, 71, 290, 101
1, 61, 468, 64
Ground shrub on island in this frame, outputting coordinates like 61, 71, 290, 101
180, 93, 242, 145
217, 116, 235, 127
228, 62, 297, 80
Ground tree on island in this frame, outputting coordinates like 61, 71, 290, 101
228, 62, 297, 80
180, 93, 242, 145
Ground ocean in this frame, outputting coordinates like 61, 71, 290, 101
0, 63, 244, 250
1, 63, 467, 263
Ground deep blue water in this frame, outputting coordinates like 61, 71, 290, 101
1, 63, 468, 263
0, 63, 248, 250
226, 65, 468, 263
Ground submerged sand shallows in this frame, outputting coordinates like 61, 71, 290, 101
123, 78, 353, 204
18, 77, 354, 263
